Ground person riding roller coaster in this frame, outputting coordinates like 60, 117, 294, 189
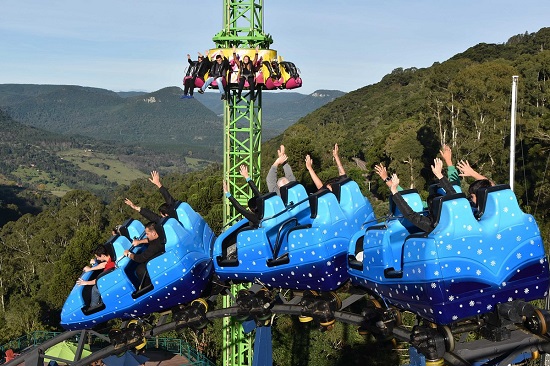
123, 221, 165, 290
124, 170, 178, 224
389, 158, 456, 233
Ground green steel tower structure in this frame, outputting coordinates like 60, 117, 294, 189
211, 1, 273, 365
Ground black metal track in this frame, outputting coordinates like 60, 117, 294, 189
4, 291, 550, 366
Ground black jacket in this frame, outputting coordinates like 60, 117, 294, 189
132, 236, 165, 263
138, 186, 177, 223
188, 58, 211, 78
392, 177, 456, 233
209, 57, 229, 78
227, 179, 261, 227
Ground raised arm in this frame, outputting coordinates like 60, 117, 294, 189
223, 180, 258, 225
232, 46, 240, 68
305, 155, 323, 190
124, 198, 161, 223
252, 46, 259, 68
149, 170, 176, 208
267, 145, 288, 192
390, 174, 433, 232
457, 160, 489, 181
240, 165, 261, 197
375, 163, 403, 191
439, 144, 460, 186
432, 158, 456, 195
332, 143, 346, 176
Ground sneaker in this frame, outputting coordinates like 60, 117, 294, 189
188, 95, 194, 99
221, 95, 226, 100
198, 89, 204, 94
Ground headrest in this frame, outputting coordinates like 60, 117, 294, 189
431, 192, 467, 228
389, 189, 420, 216
475, 184, 511, 219
116, 218, 133, 241
308, 189, 331, 219
328, 176, 352, 202
254, 192, 278, 220
102, 236, 117, 261
279, 180, 301, 205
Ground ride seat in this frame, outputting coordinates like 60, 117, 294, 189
389, 189, 425, 234
279, 181, 310, 223
175, 201, 201, 232
117, 218, 145, 242
309, 189, 344, 225
475, 184, 511, 220
162, 217, 187, 252
331, 177, 375, 230
430, 192, 473, 232
475, 185, 529, 239
256, 192, 290, 227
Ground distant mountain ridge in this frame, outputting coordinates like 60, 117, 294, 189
0, 84, 345, 156
0, 85, 223, 159
194, 89, 345, 139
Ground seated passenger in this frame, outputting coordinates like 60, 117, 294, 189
233, 45, 260, 101
376, 144, 460, 192
198, 51, 230, 100
305, 143, 347, 192
76, 245, 115, 307
267, 144, 296, 196
223, 179, 260, 227
124, 170, 178, 223
457, 159, 495, 213
123, 222, 165, 290
389, 158, 456, 233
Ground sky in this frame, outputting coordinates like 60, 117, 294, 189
1, 0, 550, 95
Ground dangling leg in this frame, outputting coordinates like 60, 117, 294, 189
248, 76, 256, 101
188, 77, 196, 97
182, 79, 190, 98
216, 77, 226, 100
136, 263, 152, 289
237, 77, 245, 99
90, 285, 103, 306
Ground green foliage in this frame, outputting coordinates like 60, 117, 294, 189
2, 26, 550, 365
0, 86, 223, 159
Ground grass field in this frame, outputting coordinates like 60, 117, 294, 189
184, 156, 213, 169
58, 149, 148, 185
11, 166, 72, 196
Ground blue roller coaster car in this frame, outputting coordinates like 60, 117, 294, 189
60, 203, 216, 330
213, 178, 375, 291
348, 185, 549, 325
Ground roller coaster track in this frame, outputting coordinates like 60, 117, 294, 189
4, 284, 550, 366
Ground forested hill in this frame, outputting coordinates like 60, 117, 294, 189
1, 27, 550, 365
261, 27, 550, 223
196, 89, 346, 139
0, 85, 223, 158
0, 108, 203, 226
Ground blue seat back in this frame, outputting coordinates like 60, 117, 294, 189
309, 190, 346, 227
258, 192, 291, 227
389, 189, 425, 233
175, 201, 215, 254
162, 218, 188, 252
280, 181, 310, 223
334, 178, 375, 230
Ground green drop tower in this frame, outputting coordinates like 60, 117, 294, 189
211, 1, 272, 365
